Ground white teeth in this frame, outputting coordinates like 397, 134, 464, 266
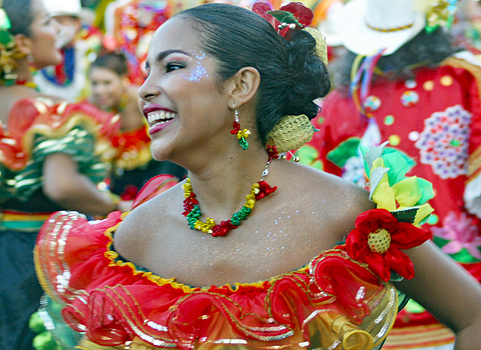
147, 111, 177, 124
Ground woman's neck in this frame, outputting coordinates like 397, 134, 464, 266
12, 59, 35, 85
185, 145, 273, 219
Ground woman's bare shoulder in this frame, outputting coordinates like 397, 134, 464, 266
113, 183, 184, 258
276, 161, 374, 241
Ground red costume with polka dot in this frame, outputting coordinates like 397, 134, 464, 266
296, 51, 481, 344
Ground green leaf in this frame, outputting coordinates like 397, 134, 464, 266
382, 151, 408, 186
391, 207, 418, 224
267, 10, 300, 25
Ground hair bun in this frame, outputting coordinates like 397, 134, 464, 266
283, 29, 330, 119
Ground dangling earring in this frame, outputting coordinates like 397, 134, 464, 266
230, 108, 251, 150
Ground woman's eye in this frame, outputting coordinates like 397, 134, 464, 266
166, 63, 185, 73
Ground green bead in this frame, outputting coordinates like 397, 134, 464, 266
237, 211, 249, 220
239, 138, 249, 150
241, 207, 251, 215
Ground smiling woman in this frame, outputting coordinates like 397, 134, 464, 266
34, 2, 481, 350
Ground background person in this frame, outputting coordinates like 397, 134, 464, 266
294, 0, 481, 349
89, 51, 186, 200
0, 0, 128, 348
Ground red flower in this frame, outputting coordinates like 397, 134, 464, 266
279, 2, 314, 27
120, 185, 139, 200
252, 2, 314, 37
344, 209, 431, 281
252, 2, 279, 28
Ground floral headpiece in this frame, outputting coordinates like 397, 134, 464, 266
0, 0, 22, 85
252, 1, 328, 65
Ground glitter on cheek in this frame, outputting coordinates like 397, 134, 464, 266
188, 64, 208, 82
186, 48, 210, 82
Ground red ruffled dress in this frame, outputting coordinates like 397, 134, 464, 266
35, 152, 431, 350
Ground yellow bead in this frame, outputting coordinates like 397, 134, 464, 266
245, 199, 256, 209
238, 129, 251, 139
206, 218, 215, 226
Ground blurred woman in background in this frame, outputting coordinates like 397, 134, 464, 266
89, 51, 186, 200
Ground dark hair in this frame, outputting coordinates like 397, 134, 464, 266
176, 3, 331, 142
91, 52, 129, 76
333, 27, 464, 91
3, 0, 34, 37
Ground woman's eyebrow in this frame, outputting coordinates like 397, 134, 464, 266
146, 49, 192, 69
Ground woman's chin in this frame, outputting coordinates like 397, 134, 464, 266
150, 144, 173, 163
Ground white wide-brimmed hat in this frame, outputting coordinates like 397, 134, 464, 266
43, 0, 95, 24
338, 0, 426, 56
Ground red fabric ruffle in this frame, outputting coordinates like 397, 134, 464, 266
36, 211, 397, 349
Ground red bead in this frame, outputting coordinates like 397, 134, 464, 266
266, 145, 279, 160
255, 181, 277, 200
230, 121, 240, 134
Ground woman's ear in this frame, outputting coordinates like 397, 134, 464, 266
227, 67, 260, 108
14, 34, 33, 56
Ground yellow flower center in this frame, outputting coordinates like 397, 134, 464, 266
367, 228, 391, 254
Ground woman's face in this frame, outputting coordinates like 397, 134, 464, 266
138, 17, 233, 162
29, 0, 62, 69
89, 67, 125, 110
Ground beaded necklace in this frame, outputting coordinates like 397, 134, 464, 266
15, 79, 38, 89
1, 79, 38, 90
182, 147, 279, 237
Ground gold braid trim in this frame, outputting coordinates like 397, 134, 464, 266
442, 56, 481, 100
366, 21, 414, 32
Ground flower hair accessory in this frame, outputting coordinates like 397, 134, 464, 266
253, 2, 326, 154
252, 2, 328, 65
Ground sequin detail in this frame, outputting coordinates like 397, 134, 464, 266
415, 105, 471, 179
363, 95, 381, 112
401, 91, 419, 107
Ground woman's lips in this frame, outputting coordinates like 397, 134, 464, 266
143, 105, 178, 135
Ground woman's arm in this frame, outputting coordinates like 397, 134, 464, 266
43, 152, 118, 216
397, 240, 481, 349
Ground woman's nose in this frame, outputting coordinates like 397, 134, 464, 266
138, 76, 160, 101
